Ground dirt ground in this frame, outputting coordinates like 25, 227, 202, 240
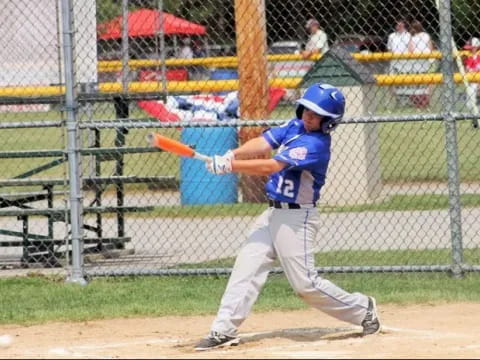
0, 303, 479, 359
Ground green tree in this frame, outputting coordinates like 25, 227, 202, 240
452, 0, 480, 44
97, 0, 190, 23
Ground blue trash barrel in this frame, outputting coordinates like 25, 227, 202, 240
180, 127, 238, 205
210, 70, 238, 95
210, 69, 238, 80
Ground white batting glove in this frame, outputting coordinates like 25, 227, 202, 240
206, 154, 233, 175
224, 149, 235, 162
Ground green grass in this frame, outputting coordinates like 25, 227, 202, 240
378, 120, 480, 182
0, 104, 180, 180
329, 193, 480, 212
1, 272, 480, 325
124, 193, 480, 219
177, 248, 480, 269
0, 110, 180, 189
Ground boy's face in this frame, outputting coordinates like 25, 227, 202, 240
302, 109, 323, 132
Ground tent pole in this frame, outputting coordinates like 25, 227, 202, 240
121, 0, 129, 92
158, 0, 167, 100
173, 36, 178, 57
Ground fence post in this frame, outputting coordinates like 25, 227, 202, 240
234, 0, 270, 203
62, 0, 87, 285
438, 0, 464, 277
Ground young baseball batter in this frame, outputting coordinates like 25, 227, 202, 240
195, 83, 381, 351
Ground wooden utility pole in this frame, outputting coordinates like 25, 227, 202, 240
234, 0, 270, 203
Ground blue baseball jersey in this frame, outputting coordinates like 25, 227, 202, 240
262, 118, 331, 204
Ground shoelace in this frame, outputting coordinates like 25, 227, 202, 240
209, 331, 226, 342
363, 308, 375, 323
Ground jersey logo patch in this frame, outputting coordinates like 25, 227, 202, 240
289, 147, 308, 160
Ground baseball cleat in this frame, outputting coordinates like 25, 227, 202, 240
194, 331, 240, 351
361, 296, 381, 336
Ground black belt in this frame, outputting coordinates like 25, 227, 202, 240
268, 200, 316, 209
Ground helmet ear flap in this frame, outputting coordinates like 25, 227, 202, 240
296, 104, 305, 119
321, 117, 340, 133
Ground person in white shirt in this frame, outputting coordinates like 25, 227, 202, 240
179, 37, 194, 59
387, 20, 411, 74
407, 20, 435, 108
301, 18, 329, 59
463, 37, 480, 116
177, 37, 194, 80
463, 37, 480, 72
387, 20, 412, 105
408, 20, 434, 73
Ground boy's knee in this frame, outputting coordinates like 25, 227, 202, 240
293, 282, 316, 299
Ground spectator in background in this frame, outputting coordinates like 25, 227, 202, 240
387, 20, 412, 106
408, 20, 434, 72
463, 37, 480, 112
387, 20, 411, 73
407, 20, 434, 108
192, 40, 207, 58
191, 40, 208, 80
178, 37, 194, 80
179, 37, 194, 59
301, 18, 329, 59
464, 37, 480, 72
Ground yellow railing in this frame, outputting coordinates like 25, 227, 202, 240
0, 85, 66, 97
98, 57, 238, 72
97, 51, 476, 72
2, 72, 480, 98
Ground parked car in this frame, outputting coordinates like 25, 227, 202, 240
332, 34, 388, 74
268, 40, 309, 101
268, 40, 313, 80
269, 40, 303, 55
332, 34, 387, 53
205, 44, 236, 57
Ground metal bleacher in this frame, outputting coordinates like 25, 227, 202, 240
0, 117, 178, 268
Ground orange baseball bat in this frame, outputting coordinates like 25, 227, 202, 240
146, 132, 211, 162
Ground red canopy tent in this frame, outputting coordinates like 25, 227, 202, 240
97, 8, 206, 39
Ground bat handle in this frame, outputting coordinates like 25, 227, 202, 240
194, 152, 212, 163
146, 133, 155, 146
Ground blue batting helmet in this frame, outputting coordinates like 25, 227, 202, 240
296, 83, 346, 133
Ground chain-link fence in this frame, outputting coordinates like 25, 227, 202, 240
0, 0, 479, 280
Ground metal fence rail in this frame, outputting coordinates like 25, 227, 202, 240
0, 0, 479, 279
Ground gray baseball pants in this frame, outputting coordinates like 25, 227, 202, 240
210, 207, 369, 336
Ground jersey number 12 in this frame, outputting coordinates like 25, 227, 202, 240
276, 176, 294, 198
